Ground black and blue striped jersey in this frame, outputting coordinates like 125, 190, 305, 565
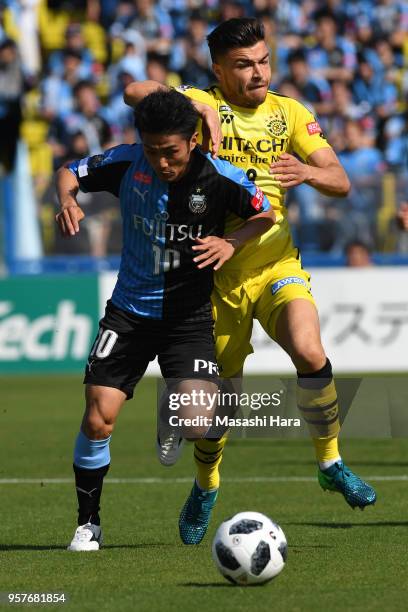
68, 144, 270, 320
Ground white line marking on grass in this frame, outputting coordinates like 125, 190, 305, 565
0, 475, 407, 484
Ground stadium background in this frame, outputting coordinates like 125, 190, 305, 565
0, 2, 408, 610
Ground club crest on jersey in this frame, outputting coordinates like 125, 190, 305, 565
266, 115, 287, 137
220, 104, 234, 124
189, 187, 207, 213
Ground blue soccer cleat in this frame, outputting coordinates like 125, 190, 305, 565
179, 481, 218, 545
318, 461, 377, 509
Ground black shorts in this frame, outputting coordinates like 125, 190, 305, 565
84, 301, 219, 399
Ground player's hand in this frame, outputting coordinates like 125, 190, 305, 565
269, 153, 310, 188
396, 202, 408, 231
55, 204, 85, 236
194, 102, 222, 159
192, 236, 235, 270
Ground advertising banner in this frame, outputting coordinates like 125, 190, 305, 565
0, 275, 99, 373
2, 267, 407, 374
99, 268, 408, 374
248, 267, 408, 373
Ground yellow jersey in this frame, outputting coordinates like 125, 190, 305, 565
176, 84, 330, 269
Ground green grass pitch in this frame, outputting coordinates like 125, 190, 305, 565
1, 375, 407, 612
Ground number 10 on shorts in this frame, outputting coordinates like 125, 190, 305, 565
89, 329, 118, 359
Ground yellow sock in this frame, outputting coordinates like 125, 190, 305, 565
194, 435, 227, 491
297, 378, 341, 464
312, 436, 340, 464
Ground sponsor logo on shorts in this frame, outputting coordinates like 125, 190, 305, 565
271, 277, 308, 295
306, 121, 322, 136
193, 359, 219, 375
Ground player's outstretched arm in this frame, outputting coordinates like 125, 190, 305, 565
223, 207, 276, 250
124, 80, 168, 106
124, 81, 222, 158
270, 149, 350, 197
55, 167, 85, 236
192, 209, 275, 270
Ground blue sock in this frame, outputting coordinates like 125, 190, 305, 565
73, 431, 111, 525
73, 430, 111, 470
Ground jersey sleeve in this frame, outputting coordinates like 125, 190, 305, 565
209, 155, 271, 219
290, 99, 331, 161
67, 145, 133, 196
174, 85, 218, 110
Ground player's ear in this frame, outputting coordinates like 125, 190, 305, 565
189, 132, 199, 151
212, 63, 221, 81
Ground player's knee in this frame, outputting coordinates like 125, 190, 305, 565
83, 399, 116, 439
83, 417, 113, 439
183, 425, 210, 440
291, 341, 326, 373
180, 417, 211, 439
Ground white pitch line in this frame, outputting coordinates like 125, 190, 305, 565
0, 475, 407, 484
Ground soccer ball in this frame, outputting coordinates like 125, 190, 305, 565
212, 511, 287, 585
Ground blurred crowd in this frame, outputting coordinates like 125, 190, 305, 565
0, 0, 407, 256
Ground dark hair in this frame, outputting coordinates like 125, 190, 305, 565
73, 80, 95, 96
288, 50, 307, 64
134, 90, 199, 140
313, 9, 336, 24
0, 37, 17, 51
207, 18, 264, 63
146, 51, 168, 69
63, 48, 83, 62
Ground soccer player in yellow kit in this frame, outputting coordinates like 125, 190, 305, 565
125, 18, 377, 545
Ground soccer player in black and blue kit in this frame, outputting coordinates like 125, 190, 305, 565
55, 90, 274, 551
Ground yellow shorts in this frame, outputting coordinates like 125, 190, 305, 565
211, 248, 316, 378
